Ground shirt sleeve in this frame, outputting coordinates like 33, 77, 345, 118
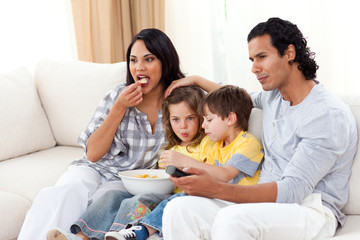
78, 83, 126, 155
276, 106, 356, 204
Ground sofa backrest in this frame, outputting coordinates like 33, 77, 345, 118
35, 60, 127, 147
247, 95, 360, 215
338, 94, 360, 215
0, 67, 55, 161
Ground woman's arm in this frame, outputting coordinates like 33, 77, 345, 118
86, 82, 143, 162
164, 75, 221, 98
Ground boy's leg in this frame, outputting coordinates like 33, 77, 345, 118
140, 193, 185, 235
162, 196, 233, 240
212, 193, 337, 240
18, 165, 101, 240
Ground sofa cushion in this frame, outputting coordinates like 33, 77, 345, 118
0, 146, 83, 202
0, 191, 31, 240
35, 60, 127, 147
0, 67, 55, 162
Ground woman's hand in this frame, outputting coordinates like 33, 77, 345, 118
164, 76, 197, 98
164, 75, 221, 98
114, 82, 143, 109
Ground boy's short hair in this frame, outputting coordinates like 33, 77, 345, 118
199, 85, 253, 131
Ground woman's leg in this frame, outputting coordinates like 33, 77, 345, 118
18, 165, 102, 240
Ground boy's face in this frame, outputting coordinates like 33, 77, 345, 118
202, 105, 229, 143
169, 101, 200, 146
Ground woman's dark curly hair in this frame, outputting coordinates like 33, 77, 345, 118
126, 28, 185, 87
247, 17, 318, 80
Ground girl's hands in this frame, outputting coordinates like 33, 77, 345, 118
159, 150, 189, 169
115, 82, 143, 109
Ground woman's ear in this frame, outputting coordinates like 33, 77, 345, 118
227, 112, 237, 126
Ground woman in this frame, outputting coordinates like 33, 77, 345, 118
19, 28, 185, 240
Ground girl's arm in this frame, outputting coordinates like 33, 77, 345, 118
159, 150, 240, 183
86, 82, 143, 162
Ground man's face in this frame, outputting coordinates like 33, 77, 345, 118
248, 34, 291, 91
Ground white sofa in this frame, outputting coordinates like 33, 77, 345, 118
0, 60, 359, 240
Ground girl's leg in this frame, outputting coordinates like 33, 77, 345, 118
18, 165, 102, 240
71, 190, 133, 239
109, 193, 170, 231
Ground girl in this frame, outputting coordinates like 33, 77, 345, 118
19, 28, 185, 240
47, 85, 206, 240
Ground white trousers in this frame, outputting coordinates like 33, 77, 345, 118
162, 193, 337, 240
18, 165, 125, 240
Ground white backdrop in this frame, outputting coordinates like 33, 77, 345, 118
165, 0, 360, 94
0, 0, 77, 74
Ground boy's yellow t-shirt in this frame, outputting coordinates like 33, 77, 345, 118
199, 131, 263, 185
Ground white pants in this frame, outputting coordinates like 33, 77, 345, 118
18, 165, 125, 240
162, 193, 337, 240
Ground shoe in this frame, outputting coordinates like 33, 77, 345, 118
105, 224, 142, 240
46, 227, 82, 240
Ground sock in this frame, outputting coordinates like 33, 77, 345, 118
134, 225, 149, 240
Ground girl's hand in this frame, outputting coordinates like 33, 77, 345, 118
159, 150, 191, 168
115, 82, 143, 109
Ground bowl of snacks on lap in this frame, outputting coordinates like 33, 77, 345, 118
118, 169, 175, 195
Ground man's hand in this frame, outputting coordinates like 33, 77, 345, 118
170, 167, 223, 198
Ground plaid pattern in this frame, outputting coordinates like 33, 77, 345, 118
72, 83, 167, 181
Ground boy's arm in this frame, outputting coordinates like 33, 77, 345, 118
159, 150, 240, 183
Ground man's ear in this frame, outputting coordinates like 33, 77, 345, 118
286, 44, 296, 63
227, 112, 237, 126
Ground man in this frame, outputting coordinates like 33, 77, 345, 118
162, 17, 358, 240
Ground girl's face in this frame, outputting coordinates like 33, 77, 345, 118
129, 40, 163, 94
201, 105, 229, 143
169, 101, 200, 146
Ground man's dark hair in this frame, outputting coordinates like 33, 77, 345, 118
247, 17, 318, 80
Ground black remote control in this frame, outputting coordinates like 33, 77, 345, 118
166, 166, 190, 177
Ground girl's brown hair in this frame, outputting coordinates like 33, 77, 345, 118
162, 85, 205, 150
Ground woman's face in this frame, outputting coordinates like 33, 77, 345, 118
129, 40, 163, 94
169, 101, 200, 146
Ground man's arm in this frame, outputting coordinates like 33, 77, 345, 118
170, 167, 277, 203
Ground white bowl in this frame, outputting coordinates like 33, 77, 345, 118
118, 169, 175, 195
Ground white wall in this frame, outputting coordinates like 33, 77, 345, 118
165, 0, 360, 94
0, 0, 77, 74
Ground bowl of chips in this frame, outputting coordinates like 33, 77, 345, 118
118, 169, 175, 195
